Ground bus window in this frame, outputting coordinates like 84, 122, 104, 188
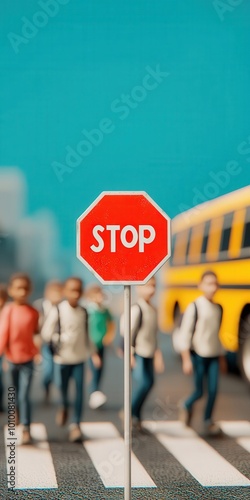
185, 228, 192, 264
206, 216, 224, 261
173, 230, 188, 265
188, 223, 204, 264
229, 208, 246, 259
219, 212, 234, 255
201, 220, 211, 262
242, 206, 250, 252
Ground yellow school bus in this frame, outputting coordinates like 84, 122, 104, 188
159, 187, 250, 382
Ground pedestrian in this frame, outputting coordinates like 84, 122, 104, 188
0, 273, 39, 444
0, 284, 8, 412
34, 280, 62, 403
85, 284, 115, 410
120, 276, 165, 432
41, 277, 100, 442
178, 270, 227, 436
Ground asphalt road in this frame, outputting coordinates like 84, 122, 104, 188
0, 335, 250, 500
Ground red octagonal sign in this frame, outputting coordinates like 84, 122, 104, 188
77, 191, 171, 284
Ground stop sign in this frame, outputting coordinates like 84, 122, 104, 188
77, 191, 171, 284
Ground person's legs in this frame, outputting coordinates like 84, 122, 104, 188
89, 347, 107, 409
204, 357, 219, 422
184, 353, 205, 411
71, 363, 84, 424
18, 361, 33, 428
0, 357, 4, 411
68, 363, 84, 442
9, 362, 20, 420
131, 356, 154, 421
55, 363, 71, 426
89, 346, 104, 394
41, 344, 54, 396
53, 361, 61, 388
57, 364, 71, 410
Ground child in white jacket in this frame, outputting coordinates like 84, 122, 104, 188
120, 276, 164, 431
41, 277, 100, 442
178, 270, 226, 436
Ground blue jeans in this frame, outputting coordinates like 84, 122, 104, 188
41, 343, 54, 390
9, 360, 34, 427
184, 352, 219, 422
132, 355, 154, 420
89, 346, 104, 394
0, 357, 3, 411
55, 362, 84, 424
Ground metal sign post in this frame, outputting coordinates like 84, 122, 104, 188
77, 191, 171, 498
124, 285, 132, 500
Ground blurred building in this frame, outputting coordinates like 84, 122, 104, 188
0, 167, 26, 232
0, 167, 65, 296
0, 232, 17, 283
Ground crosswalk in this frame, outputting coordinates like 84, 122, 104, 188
81, 422, 156, 488
219, 421, 250, 454
143, 421, 250, 487
3, 420, 250, 491
4, 424, 58, 490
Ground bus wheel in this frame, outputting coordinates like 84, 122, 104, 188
239, 314, 250, 385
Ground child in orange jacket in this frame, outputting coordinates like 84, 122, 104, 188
0, 273, 39, 444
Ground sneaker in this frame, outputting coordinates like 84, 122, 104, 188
118, 411, 140, 432
21, 427, 32, 445
68, 424, 82, 443
178, 402, 192, 426
56, 407, 68, 426
202, 421, 222, 437
132, 417, 142, 433
89, 391, 107, 410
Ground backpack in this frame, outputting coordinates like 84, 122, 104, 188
172, 301, 223, 354
49, 305, 89, 355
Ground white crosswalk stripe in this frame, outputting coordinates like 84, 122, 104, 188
219, 420, 250, 454
4, 424, 58, 490
143, 420, 250, 487
80, 422, 156, 488
3, 420, 250, 491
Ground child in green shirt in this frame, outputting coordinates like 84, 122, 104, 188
86, 284, 115, 409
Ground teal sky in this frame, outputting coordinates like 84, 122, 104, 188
0, 0, 249, 250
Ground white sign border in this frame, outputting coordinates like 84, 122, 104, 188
76, 191, 171, 285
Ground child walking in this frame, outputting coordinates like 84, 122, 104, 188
178, 270, 226, 436
0, 284, 8, 412
85, 284, 115, 410
120, 276, 164, 432
41, 277, 100, 442
0, 274, 39, 444
34, 280, 62, 403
